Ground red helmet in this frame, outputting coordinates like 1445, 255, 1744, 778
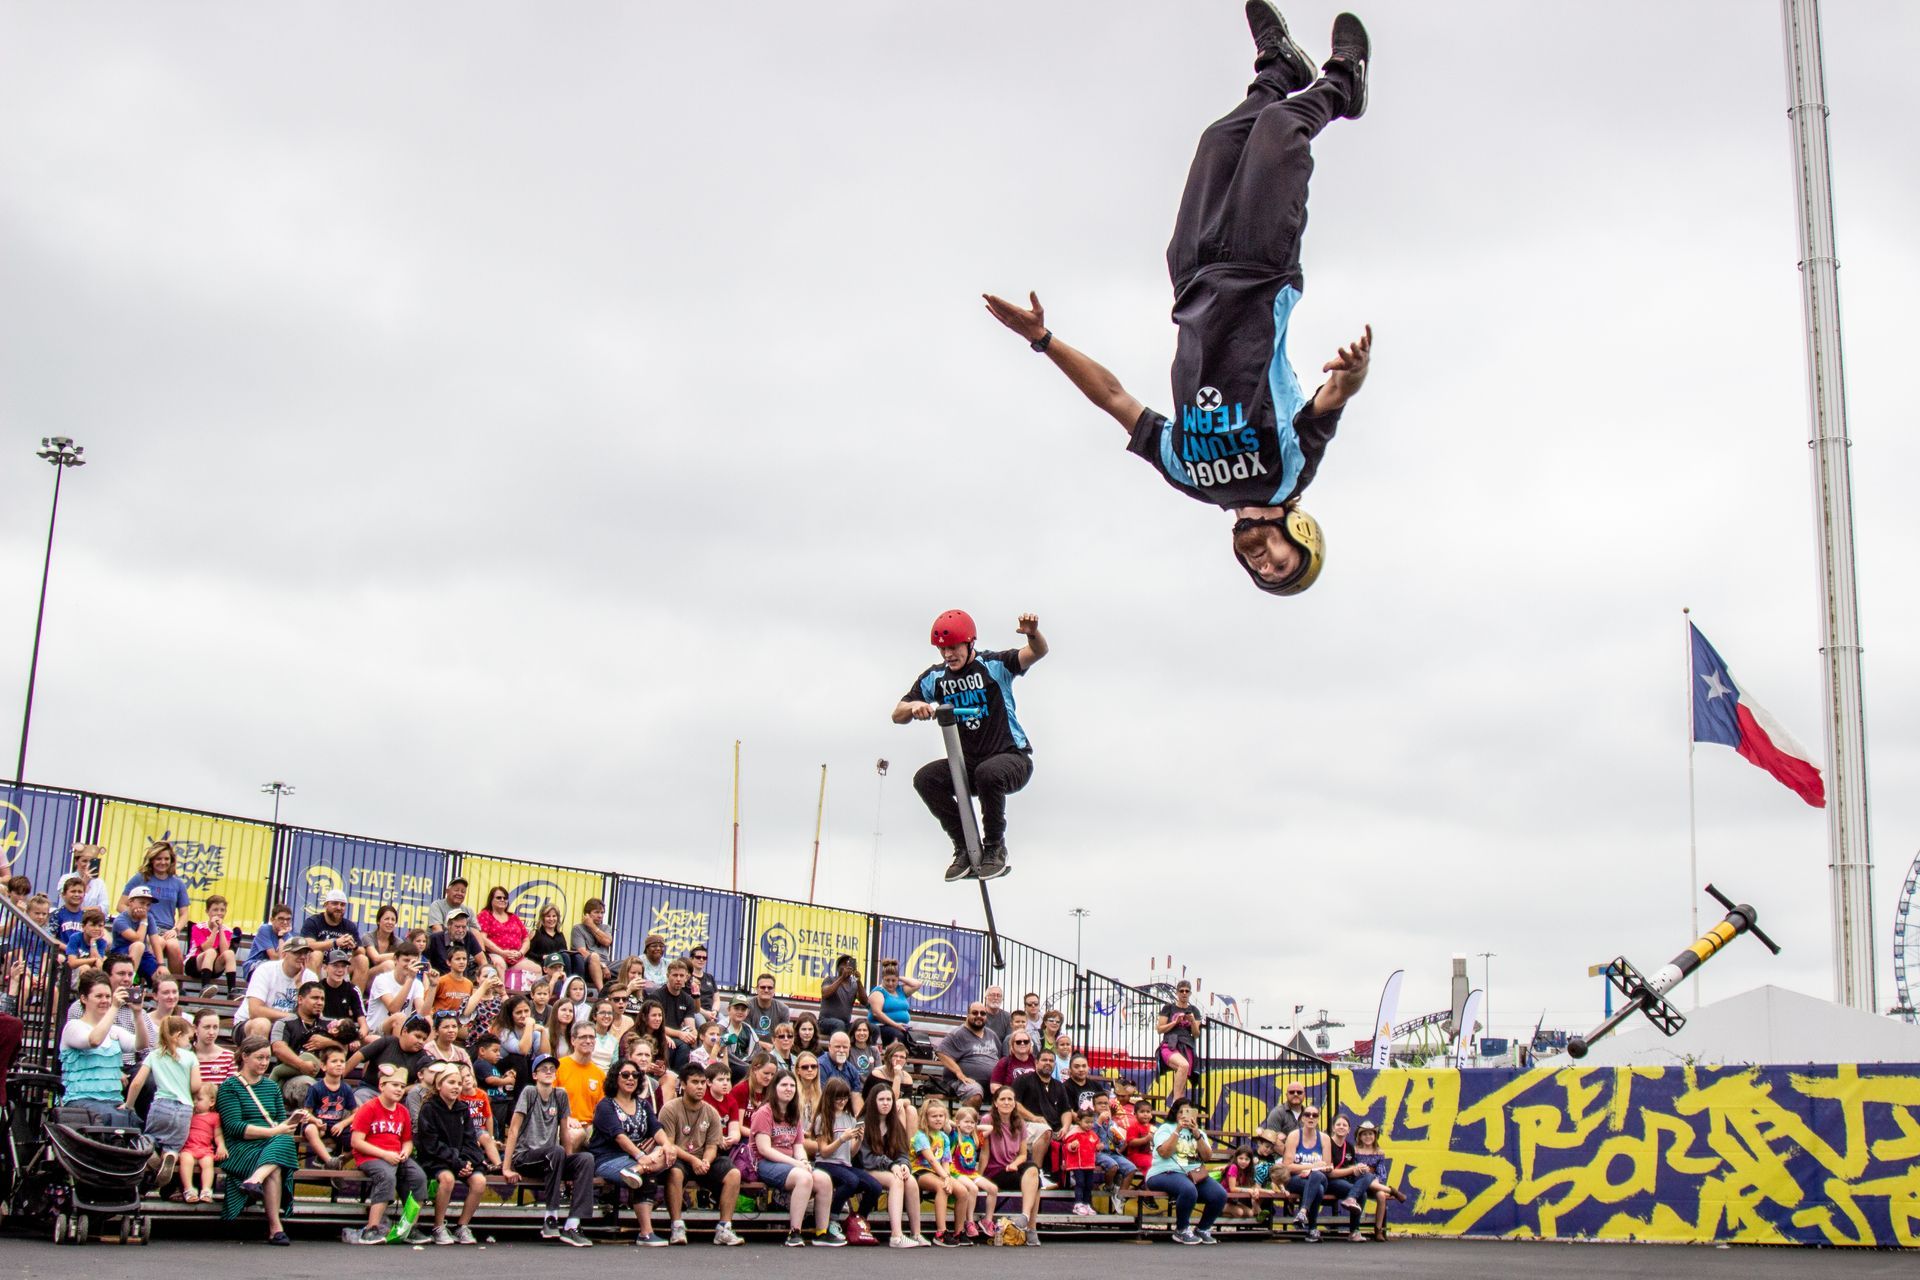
930, 609, 977, 648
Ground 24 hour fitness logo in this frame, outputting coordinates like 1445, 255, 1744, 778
0, 802, 28, 869
904, 938, 959, 1001
509, 879, 570, 929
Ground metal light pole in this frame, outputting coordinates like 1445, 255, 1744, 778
15, 437, 86, 785
1781, 0, 1876, 1011
1477, 952, 1496, 1038
262, 781, 296, 826
1069, 907, 1090, 972
867, 759, 888, 912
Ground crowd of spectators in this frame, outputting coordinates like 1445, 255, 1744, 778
9, 838, 1400, 1248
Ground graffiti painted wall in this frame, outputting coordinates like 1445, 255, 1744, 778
1322, 1065, 1920, 1247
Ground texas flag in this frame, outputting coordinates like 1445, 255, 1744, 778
1690, 623, 1825, 807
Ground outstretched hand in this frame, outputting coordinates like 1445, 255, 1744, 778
984, 292, 1048, 344
1318, 324, 1373, 408
1015, 613, 1040, 636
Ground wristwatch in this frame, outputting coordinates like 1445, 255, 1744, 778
1030, 330, 1053, 353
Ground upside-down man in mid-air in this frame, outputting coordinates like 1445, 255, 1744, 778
987, 4, 1372, 596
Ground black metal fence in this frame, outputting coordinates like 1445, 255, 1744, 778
1073, 968, 1331, 1131
0, 893, 69, 1074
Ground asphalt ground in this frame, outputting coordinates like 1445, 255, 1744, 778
0, 1235, 1911, 1278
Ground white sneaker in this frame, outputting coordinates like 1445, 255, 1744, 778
453, 1225, 477, 1245
431, 1226, 456, 1246
890, 1234, 925, 1248
713, 1224, 744, 1247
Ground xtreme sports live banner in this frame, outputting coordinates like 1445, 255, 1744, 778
750, 899, 870, 1003
876, 917, 985, 1019
613, 880, 747, 991
97, 800, 274, 926
281, 830, 450, 932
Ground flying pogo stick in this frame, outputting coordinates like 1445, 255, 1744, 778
1567, 883, 1780, 1059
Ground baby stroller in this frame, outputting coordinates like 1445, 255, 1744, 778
33, 1105, 155, 1245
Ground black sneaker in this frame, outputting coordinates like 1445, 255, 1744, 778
784, 1230, 809, 1247
943, 849, 975, 882
1246, 1, 1314, 92
977, 843, 1010, 880
1324, 12, 1369, 119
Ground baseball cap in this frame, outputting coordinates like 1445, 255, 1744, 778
730, 996, 748, 1008
322, 889, 349, 905
543, 952, 567, 968
326, 948, 353, 965
447, 907, 471, 921
284, 936, 315, 953
530, 1054, 558, 1075
126, 885, 156, 901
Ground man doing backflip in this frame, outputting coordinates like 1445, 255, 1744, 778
893, 610, 1048, 881
986, 5, 1372, 596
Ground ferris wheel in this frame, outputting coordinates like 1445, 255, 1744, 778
1894, 847, 1919, 1024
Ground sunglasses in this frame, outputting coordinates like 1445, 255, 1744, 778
1011, 1038, 1031, 1045
1304, 1110, 1321, 1117
798, 1065, 818, 1072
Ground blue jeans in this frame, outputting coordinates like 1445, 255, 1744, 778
1328, 1171, 1376, 1221
1286, 1171, 1329, 1225
64, 1097, 137, 1128
1145, 1170, 1226, 1232
820, 1161, 886, 1214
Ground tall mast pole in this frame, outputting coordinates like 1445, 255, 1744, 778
1780, 0, 1875, 1010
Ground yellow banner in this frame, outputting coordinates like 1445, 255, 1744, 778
749, 900, 871, 1002
98, 801, 274, 928
457, 856, 603, 936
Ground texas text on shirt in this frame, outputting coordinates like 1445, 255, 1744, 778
903, 649, 1032, 762
1127, 283, 1341, 509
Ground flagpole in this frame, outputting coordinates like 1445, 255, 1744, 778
1685, 607, 1701, 1009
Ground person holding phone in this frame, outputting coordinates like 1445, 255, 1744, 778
1147, 1097, 1227, 1245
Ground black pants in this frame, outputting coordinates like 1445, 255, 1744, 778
913, 752, 1032, 848
513, 1144, 597, 1221
1167, 70, 1347, 293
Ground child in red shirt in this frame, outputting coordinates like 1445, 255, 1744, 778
1059, 1109, 1102, 1216
1123, 1098, 1155, 1178
345, 1065, 428, 1244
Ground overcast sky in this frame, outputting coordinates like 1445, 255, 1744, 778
3, 1, 1916, 1045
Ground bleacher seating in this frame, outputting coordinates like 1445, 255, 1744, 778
128, 981, 1393, 1242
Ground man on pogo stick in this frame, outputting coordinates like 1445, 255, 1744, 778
893, 611, 1047, 882
986, 4, 1372, 596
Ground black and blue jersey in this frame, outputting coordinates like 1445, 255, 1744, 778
904, 648, 1031, 763
1128, 280, 1343, 510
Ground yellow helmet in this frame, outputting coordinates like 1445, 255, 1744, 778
1231, 507, 1325, 596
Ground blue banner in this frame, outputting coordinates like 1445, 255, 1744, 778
613, 879, 747, 991
876, 917, 985, 1019
282, 830, 450, 933
0, 785, 82, 898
